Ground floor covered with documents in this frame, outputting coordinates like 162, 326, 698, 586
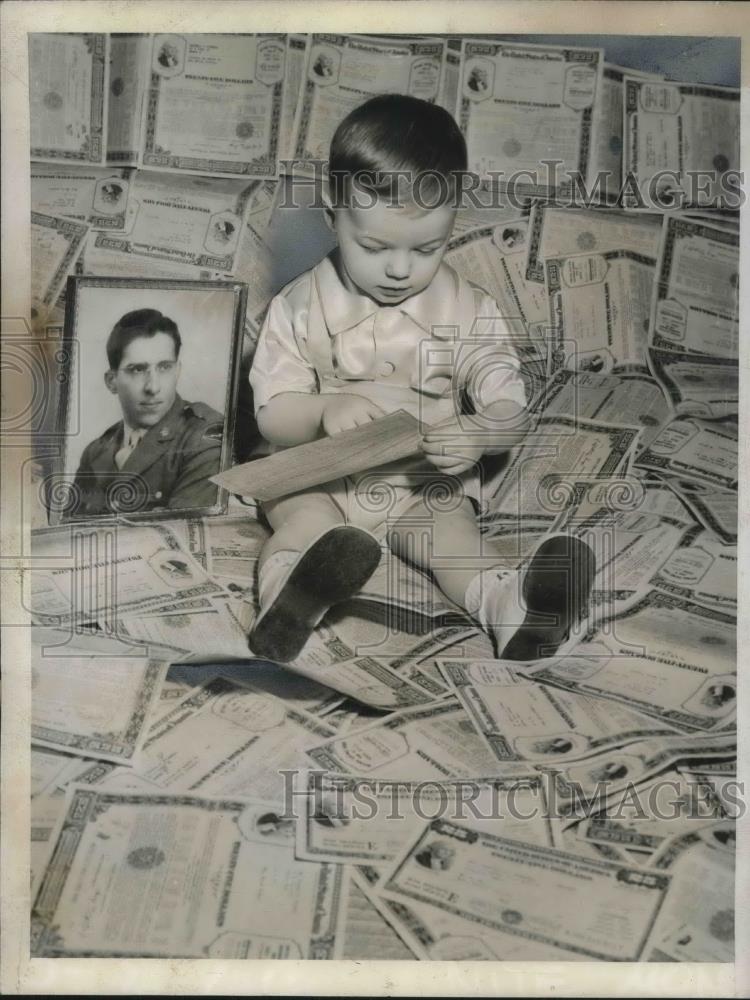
30, 390, 738, 960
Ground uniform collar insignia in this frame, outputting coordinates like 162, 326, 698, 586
149, 395, 183, 442
117, 395, 183, 472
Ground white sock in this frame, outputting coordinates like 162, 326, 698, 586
464, 566, 526, 657
257, 549, 299, 612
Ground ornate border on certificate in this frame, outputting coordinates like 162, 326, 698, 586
30, 34, 109, 165
141, 34, 283, 179
32, 653, 167, 762
30, 211, 89, 314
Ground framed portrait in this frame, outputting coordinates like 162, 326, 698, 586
47, 275, 246, 525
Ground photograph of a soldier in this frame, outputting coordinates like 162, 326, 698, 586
55, 277, 244, 523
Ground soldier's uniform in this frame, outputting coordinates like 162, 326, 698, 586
71, 395, 224, 517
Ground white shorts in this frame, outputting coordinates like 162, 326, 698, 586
324, 467, 479, 540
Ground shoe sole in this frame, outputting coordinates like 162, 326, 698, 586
249, 526, 382, 663
500, 535, 596, 661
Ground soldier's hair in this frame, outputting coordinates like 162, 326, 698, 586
107, 309, 181, 370
328, 93, 467, 208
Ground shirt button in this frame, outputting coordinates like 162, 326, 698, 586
154, 491, 163, 500
377, 361, 395, 377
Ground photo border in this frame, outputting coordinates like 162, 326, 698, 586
44, 274, 246, 527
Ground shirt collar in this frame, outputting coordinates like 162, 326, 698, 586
313, 252, 462, 336
121, 395, 183, 444
121, 420, 148, 446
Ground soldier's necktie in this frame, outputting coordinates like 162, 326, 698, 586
115, 428, 146, 470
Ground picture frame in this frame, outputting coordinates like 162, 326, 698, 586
46, 275, 246, 525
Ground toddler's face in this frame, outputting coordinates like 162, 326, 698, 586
332, 193, 456, 306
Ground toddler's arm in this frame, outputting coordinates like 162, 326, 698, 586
422, 398, 530, 475
258, 392, 385, 446
474, 397, 531, 448
422, 292, 531, 474
251, 292, 384, 447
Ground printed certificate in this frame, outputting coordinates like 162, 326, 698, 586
487, 415, 641, 521
81, 239, 219, 284
648, 526, 736, 611
114, 596, 252, 661
445, 220, 548, 340
590, 64, 663, 201
96, 675, 335, 800
525, 205, 661, 283
31, 164, 133, 231
646, 214, 739, 416
307, 697, 512, 780
289, 628, 436, 711
635, 416, 737, 491
438, 36, 463, 117
30, 33, 109, 165
457, 40, 603, 197
31, 746, 93, 799
279, 34, 310, 163
230, 214, 278, 334
32, 632, 168, 763
649, 217, 739, 360
439, 660, 680, 765
334, 871, 414, 959
544, 732, 735, 814
535, 369, 670, 451
380, 820, 670, 961
141, 33, 286, 178
30, 523, 223, 625
296, 772, 552, 865
580, 770, 727, 858
30, 211, 89, 321
623, 77, 740, 209
657, 474, 737, 546
32, 788, 345, 958
556, 477, 698, 614
87, 169, 258, 276
532, 589, 736, 732
647, 348, 739, 420
545, 246, 657, 373
647, 825, 734, 961
291, 34, 445, 172
107, 33, 151, 165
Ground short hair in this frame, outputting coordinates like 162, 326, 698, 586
106, 309, 181, 370
329, 94, 467, 208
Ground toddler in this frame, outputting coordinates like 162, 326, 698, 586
248, 94, 595, 662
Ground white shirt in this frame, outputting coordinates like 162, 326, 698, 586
114, 423, 148, 470
249, 253, 528, 424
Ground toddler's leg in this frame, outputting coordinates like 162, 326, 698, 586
259, 486, 345, 573
387, 499, 490, 607
387, 499, 595, 659
250, 487, 381, 663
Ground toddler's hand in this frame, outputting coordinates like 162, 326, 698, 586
321, 394, 386, 435
421, 415, 486, 475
